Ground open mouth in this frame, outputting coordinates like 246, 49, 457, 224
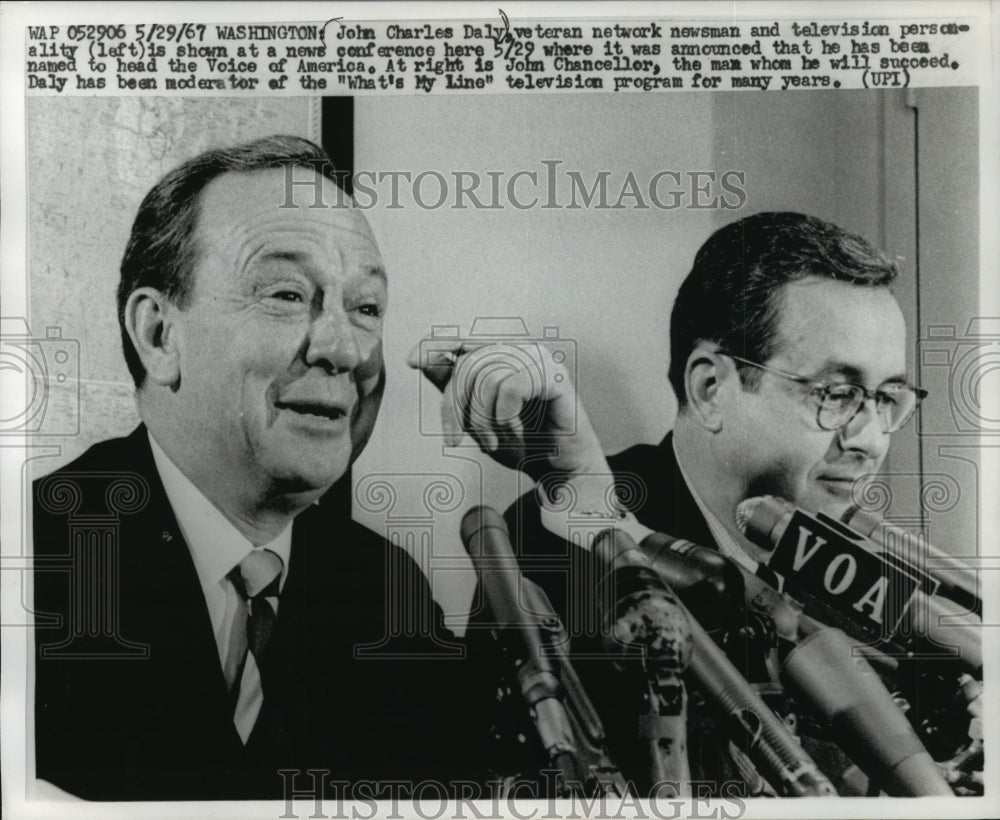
276, 401, 349, 421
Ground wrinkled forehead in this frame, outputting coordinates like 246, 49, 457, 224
195, 167, 378, 252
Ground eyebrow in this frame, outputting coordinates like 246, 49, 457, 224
254, 253, 387, 282
812, 360, 908, 386
259, 251, 301, 263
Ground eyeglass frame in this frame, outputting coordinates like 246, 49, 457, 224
718, 351, 928, 433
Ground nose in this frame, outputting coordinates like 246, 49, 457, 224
304, 305, 361, 372
837, 397, 891, 462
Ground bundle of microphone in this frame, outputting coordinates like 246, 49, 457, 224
460, 497, 984, 798
736, 496, 983, 795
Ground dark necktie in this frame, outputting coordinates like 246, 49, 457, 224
225, 548, 283, 742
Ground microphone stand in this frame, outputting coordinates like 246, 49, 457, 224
462, 506, 628, 799
513, 580, 630, 798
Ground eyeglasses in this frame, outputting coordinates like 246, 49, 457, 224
721, 353, 928, 433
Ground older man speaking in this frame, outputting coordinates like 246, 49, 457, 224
33, 136, 474, 801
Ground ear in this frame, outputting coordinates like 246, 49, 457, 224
683, 343, 730, 433
124, 287, 181, 388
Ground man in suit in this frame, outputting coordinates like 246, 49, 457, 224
414, 212, 923, 791
34, 136, 476, 800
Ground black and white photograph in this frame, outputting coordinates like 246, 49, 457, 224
1, 2, 996, 818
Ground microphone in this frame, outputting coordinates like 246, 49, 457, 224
637, 532, 746, 632
636, 529, 943, 793
640, 531, 795, 683
735, 498, 956, 795
840, 504, 979, 614
592, 529, 836, 797
737, 496, 982, 673
460, 506, 627, 797
591, 529, 693, 795
780, 622, 953, 796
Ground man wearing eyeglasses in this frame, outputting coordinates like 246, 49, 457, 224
660, 210, 923, 570
415, 210, 925, 792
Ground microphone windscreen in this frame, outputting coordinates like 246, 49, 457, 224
736, 495, 794, 550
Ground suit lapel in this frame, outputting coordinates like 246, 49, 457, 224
117, 426, 243, 748
614, 431, 717, 550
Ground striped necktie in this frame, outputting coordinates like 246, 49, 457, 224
224, 548, 283, 743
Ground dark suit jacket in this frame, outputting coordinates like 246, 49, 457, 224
34, 426, 479, 800
465, 432, 741, 790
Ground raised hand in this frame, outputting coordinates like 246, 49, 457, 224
407, 337, 609, 485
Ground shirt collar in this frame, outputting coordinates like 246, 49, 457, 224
671, 437, 759, 573
148, 432, 292, 590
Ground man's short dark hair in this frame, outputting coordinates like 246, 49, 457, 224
118, 135, 341, 386
667, 211, 899, 406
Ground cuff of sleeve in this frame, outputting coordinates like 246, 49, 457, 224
537, 486, 656, 549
